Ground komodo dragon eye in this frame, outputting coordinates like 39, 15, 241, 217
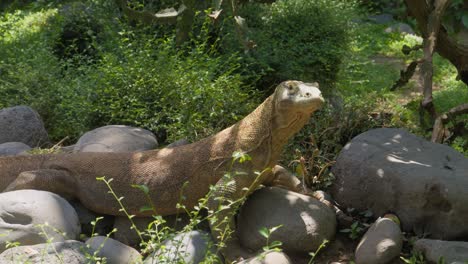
286, 83, 298, 95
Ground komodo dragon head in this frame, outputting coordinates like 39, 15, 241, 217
273, 80, 324, 113
249, 80, 324, 164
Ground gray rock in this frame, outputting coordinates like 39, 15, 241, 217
355, 216, 403, 264
0, 142, 31, 156
414, 239, 468, 263
166, 138, 190, 148
237, 251, 292, 264
74, 125, 158, 152
237, 187, 336, 253
0, 190, 81, 253
368, 14, 394, 24
85, 236, 142, 264
330, 128, 468, 239
0, 106, 49, 147
0, 240, 93, 264
70, 201, 114, 238
58, 144, 75, 153
113, 216, 153, 247
144, 230, 219, 264
385, 23, 415, 35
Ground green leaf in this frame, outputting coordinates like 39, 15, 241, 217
269, 241, 282, 248
132, 184, 149, 194
259, 227, 269, 238
139, 205, 153, 212
269, 225, 283, 234
462, 13, 468, 28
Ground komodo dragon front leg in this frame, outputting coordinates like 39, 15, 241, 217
207, 165, 304, 263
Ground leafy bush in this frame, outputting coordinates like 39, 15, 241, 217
239, 0, 357, 93
90, 27, 257, 143
0, 3, 257, 143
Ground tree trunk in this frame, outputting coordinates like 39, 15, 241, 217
405, 0, 468, 86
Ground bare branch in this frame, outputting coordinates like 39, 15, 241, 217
431, 103, 468, 143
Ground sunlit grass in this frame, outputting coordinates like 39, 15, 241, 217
0, 9, 57, 43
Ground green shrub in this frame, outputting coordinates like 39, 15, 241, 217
90, 28, 257, 143
239, 0, 357, 93
0, 2, 257, 144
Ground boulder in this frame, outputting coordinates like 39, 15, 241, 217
414, 239, 468, 263
385, 23, 415, 35
331, 128, 468, 239
0, 240, 93, 264
74, 125, 158, 152
69, 201, 114, 238
237, 251, 292, 264
367, 14, 394, 24
355, 215, 403, 264
144, 230, 218, 264
0, 106, 48, 147
0, 142, 31, 156
0, 190, 81, 253
85, 236, 142, 264
237, 187, 336, 253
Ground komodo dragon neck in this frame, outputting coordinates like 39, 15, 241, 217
223, 94, 312, 169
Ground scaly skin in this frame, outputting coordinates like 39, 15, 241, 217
0, 80, 324, 262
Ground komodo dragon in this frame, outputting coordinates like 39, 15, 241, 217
0, 80, 324, 262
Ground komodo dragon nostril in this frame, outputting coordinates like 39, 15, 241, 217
305, 93, 311, 97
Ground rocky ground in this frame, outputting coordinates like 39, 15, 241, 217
1, 103, 467, 263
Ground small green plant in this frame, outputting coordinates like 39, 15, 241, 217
339, 208, 373, 240
258, 225, 283, 252
400, 250, 426, 264
340, 221, 365, 240
308, 239, 329, 264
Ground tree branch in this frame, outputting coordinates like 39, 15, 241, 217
420, 0, 450, 119
405, 0, 468, 86
431, 103, 468, 143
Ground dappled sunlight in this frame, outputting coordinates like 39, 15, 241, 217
0, 9, 58, 43
386, 154, 432, 167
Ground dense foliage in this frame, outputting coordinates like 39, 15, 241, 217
238, 0, 356, 92
0, 0, 465, 154
0, 0, 358, 143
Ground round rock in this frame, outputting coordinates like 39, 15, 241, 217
74, 125, 158, 152
85, 236, 142, 264
237, 187, 336, 253
331, 128, 468, 239
0, 190, 81, 253
0, 240, 92, 264
237, 251, 292, 264
413, 239, 468, 263
144, 230, 218, 264
70, 201, 114, 238
384, 23, 415, 35
0, 106, 49, 147
355, 216, 403, 264
0, 142, 31, 156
